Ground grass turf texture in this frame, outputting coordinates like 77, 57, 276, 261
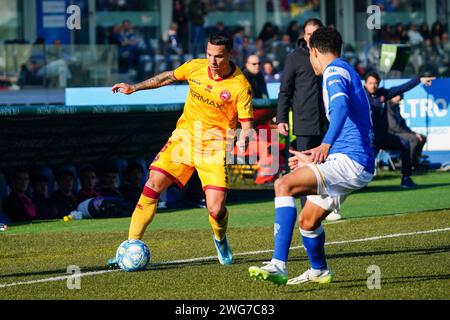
0, 171, 449, 299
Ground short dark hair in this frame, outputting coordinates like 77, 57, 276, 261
364, 71, 380, 83
303, 18, 323, 31
208, 32, 233, 51
309, 27, 342, 55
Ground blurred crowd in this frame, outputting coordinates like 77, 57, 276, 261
0, 160, 146, 223
2, 0, 447, 89
93, 1, 449, 81
350, 21, 450, 78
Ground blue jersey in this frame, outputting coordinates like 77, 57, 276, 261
322, 58, 375, 173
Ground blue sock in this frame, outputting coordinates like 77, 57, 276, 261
272, 197, 297, 262
301, 225, 327, 270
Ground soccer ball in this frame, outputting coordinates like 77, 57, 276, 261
116, 239, 150, 272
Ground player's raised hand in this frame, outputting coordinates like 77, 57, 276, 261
277, 123, 289, 136
288, 149, 313, 171
112, 82, 136, 95
420, 77, 436, 86
303, 143, 331, 164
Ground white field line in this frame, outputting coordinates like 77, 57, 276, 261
1, 227, 449, 289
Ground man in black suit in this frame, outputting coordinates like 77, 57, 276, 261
276, 19, 339, 221
364, 72, 435, 188
387, 95, 427, 170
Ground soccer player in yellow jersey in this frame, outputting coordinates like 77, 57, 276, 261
108, 33, 253, 266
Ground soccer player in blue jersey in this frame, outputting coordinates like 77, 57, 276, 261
249, 27, 375, 285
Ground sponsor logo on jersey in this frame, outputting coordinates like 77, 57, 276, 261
220, 90, 231, 102
328, 68, 337, 74
190, 89, 222, 109
205, 84, 213, 92
190, 79, 202, 86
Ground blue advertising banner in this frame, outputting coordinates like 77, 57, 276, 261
65, 78, 450, 154
36, 0, 71, 44
382, 78, 450, 152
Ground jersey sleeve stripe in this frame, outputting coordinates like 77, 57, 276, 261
330, 92, 348, 102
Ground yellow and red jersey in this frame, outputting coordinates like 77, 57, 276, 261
173, 59, 254, 137
150, 59, 253, 191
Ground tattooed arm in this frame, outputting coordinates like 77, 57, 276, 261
112, 71, 177, 94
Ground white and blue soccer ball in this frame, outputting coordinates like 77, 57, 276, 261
116, 239, 150, 272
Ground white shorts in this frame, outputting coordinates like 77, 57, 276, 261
306, 153, 373, 211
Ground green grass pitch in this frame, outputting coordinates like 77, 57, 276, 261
0, 171, 449, 300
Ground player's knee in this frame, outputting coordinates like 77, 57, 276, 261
298, 214, 316, 231
145, 176, 165, 193
274, 177, 290, 196
208, 204, 225, 220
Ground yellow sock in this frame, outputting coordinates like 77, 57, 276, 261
209, 208, 229, 241
128, 187, 160, 240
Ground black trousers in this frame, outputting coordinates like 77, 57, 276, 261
375, 133, 412, 177
293, 135, 323, 208
396, 132, 427, 168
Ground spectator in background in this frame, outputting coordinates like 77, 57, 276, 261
286, 21, 300, 47
173, 0, 189, 52
109, 24, 123, 46
118, 20, 140, 74
262, 60, 281, 83
164, 22, 185, 70
387, 95, 427, 170
120, 161, 145, 206
232, 26, 246, 68
364, 71, 435, 188
442, 33, 450, 52
380, 24, 394, 43
393, 23, 408, 43
257, 22, 278, 52
210, 21, 227, 36
243, 55, 268, 99
274, 34, 293, 71
432, 35, 446, 59
431, 21, 444, 40
252, 38, 267, 61
234, 35, 256, 69
96, 163, 123, 199
31, 173, 57, 220
18, 37, 72, 88
407, 23, 424, 46
51, 168, 78, 218
188, 0, 207, 58
3, 168, 36, 222
76, 165, 101, 204
419, 22, 431, 42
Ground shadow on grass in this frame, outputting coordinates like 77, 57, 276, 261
1, 245, 448, 283
284, 273, 450, 294
0, 265, 109, 280
355, 183, 450, 194
235, 245, 450, 267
